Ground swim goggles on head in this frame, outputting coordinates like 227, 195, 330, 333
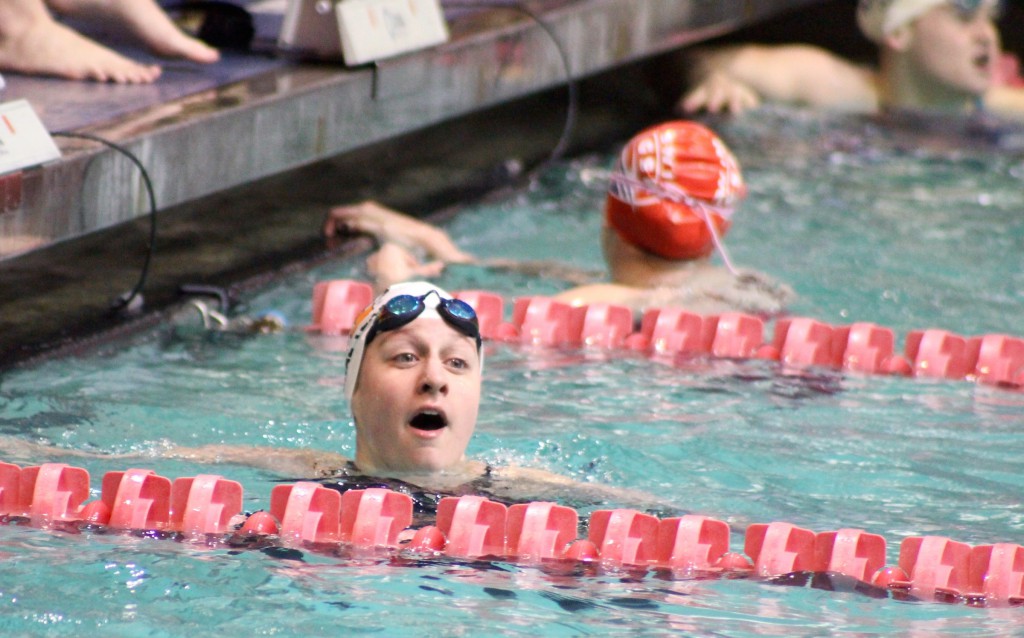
364, 290, 481, 349
597, 168, 741, 275
947, 0, 1003, 20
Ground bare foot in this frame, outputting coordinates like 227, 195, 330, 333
0, 11, 161, 83
46, 0, 220, 64
325, 201, 474, 264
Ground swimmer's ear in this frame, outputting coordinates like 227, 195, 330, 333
883, 23, 915, 52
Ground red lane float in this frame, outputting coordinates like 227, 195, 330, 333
631, 307, 714, 355
23, 463, 90, 522
891, 536, 972, 602
507, 501, 578, 561
3, 460, 1024, 607
772, 318, 848, 369
974, 334, 1024, 387
340, 488, 413, 547
437, 494, 507, 557
656, 515, 734, 571
815, 528, 887, 584
842, 322, 907, 375
308, 280, 373, 336
102, 468, 173, 530
969, 543, 1024, 604
905, 330, 981, 381
270, 481, 344, 544
511, 297, 574, 346
170, 474, 244, 536
304, 280, 1023, 392
589, 509, 660, 566
568, 303, 634, 349
745, 522, 816, 578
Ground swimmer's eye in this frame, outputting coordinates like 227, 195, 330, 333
447, 357, 470, 370
393, 352, 418, 364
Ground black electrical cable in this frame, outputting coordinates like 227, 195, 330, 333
45, 4, 572, 316
440, 0, 579, 170
52, 131, 157, 313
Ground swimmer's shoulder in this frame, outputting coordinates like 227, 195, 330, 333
167, 444, 351, 478
986, 85, 1024, 124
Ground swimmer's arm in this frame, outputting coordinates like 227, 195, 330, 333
475, 259, 603, 286
0, 435, 100, 465
681, 44, 877, 114
324, 200, 473, 263
986, 85, 1024, 123
0, 437, 331, 480
492, 466, 686, 516
166, 444, 349, 478
551, 283, 648, 310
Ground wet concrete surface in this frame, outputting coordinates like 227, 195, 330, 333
0, 56, 679, 366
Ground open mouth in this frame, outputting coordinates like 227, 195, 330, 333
409, 409, 448, 431
974, 51, 991, 70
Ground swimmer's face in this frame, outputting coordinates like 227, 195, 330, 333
350, 316, 481, 473
904, 2, 1001, 99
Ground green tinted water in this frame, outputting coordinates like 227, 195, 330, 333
1, 107, 1023, 635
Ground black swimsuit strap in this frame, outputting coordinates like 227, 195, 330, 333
311, 463, 508, 527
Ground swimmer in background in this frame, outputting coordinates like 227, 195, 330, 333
0, 0, 220, 84
324, 121, 794, 318
679, 0, 1024, 121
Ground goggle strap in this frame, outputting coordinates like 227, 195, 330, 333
605, 170, 740, 275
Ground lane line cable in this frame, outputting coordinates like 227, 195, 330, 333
46, 5, 576, 315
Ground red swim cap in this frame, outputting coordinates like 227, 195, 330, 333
605, 121, 746, 260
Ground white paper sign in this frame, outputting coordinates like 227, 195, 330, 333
0, 99, 61, 175
336, 0, 449, 65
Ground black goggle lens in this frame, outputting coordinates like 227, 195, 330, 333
949, 0, 1002, 20
365, 292, 480, 348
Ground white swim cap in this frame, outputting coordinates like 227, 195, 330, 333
343, 281, 482, 402
857, 0, 993, 43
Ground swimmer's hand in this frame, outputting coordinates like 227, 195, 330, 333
679, 71, 761, 115
324, 200, 475, 264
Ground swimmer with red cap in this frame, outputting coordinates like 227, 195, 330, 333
326, 120, 792, 317
604, 119, 745, 262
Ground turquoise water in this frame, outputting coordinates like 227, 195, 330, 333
1, 106, 1024, 635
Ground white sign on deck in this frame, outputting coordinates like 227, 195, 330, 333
0, 99, 61, 176
336, 0, 449, 65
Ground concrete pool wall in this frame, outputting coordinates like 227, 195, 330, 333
0, 0, 828, 363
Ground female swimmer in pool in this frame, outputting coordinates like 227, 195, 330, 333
0, 281, 677, 513
324, 121, 794, 318
165, 280, 669, 511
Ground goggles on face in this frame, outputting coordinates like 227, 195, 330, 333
364, 290, 481, 349
947, 0, 1003, 20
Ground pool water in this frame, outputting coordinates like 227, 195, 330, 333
1, 106, 1024, 635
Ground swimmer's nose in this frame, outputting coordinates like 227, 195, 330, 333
974, 15, 998, 43
418, 358, 449, 396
